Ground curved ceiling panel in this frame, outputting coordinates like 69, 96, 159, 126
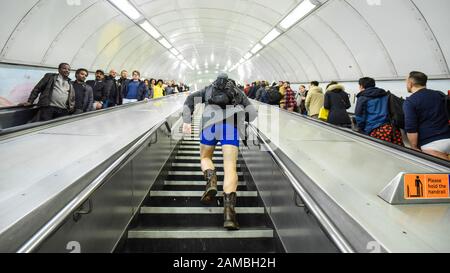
412, 0, 450, 75
88, 25, 143, 70
346, 0, 448, 77
44, 4, 124, 67
1, 0, 98, 65
0, 0, 39, 55
317, 0, 397, 78
0, 0, 449, 84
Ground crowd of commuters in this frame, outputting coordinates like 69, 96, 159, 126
20, 63, 189, 122
246, 71, 450, 161
19, 64, 450, 161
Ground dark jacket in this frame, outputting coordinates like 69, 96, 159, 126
248, 85, 259, 99
403, 88, 450, 147
28, 73, 75, 113
183, 81, 258, 140
355, 87, 389, 135
255, 87, 266, 101
122, 80, 148, 101
104, 76, 123, 106
86, 80, 107, 102
72, 81, 94, 114
324, 84, 351, 126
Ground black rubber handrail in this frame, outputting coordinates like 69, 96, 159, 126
254, 100, 450, 169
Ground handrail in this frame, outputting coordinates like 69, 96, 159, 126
0, 93, 187, 141
0, 105, 38, 111
253, 100, 450, 169
246, 123, 355, 253
16, 120, 167, 253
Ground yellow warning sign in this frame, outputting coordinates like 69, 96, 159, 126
404, 174, 450, 199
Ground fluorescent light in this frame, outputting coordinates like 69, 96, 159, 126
170, 48, 180, 55
244, 52, 253, 60
177, 55, 184, 60
159, 38, 172, 49
205, 70, 209, 73
261, 28, 281, 45
280, 0, 316, 29
239, 58, 245, 64
251, 43, 263, 54
109, 0, 141, 20
139, 21, 161, 39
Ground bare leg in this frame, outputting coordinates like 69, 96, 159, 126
422, 149, 450, 161
200, 144, 216, 171
222, 145, 239, 194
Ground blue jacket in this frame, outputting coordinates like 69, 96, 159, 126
403, 88, 450, 147
122, 80, 148, 101
355, 87, 390, 135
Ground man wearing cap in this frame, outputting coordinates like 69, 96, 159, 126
182, 73, 257, 231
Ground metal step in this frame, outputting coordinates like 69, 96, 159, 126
171, 163, 241, 168
164, 181, 246, 186
177, 151, 223, 155
181, 141, 220, 146
168, 171, 243, 176
179, 146, 222, 150
150, 191, 258, 197
140, 207, 265, 214
128, 228, 274, 239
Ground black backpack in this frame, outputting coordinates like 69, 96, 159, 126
208, 80, 241, 109
268, 88, 282, 105
387, 91, 405, 129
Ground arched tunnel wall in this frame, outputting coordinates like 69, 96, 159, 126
0, 0, 450, 106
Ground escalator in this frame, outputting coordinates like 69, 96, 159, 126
119, 117, 283, 253
6, 95, 449, 253
0, 105, 39, 130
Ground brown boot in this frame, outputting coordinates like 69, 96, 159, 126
200, 169, 218, 205
224, 192, 240, 230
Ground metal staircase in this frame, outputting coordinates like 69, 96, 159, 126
121, 118, 281, 253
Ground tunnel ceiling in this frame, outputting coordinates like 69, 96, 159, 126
0, 0, 449, 86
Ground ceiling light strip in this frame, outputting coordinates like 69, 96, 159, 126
107, 0, 192, 70
231, 0, 319, 72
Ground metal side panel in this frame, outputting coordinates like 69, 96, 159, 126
241, 134, 339, 253
0, 95, 187, 252
36, 162, 134, 253
131, 126, 177, 213
0, 107, 39, 130
35, 121, 181, 253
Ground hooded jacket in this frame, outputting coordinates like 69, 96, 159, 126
183, 81, 258, 141
122, 80, 148, 101
355, 87, 389, 135
324, 84, 351, 126
28, 73, 75, 113
305, 86, 324, 117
